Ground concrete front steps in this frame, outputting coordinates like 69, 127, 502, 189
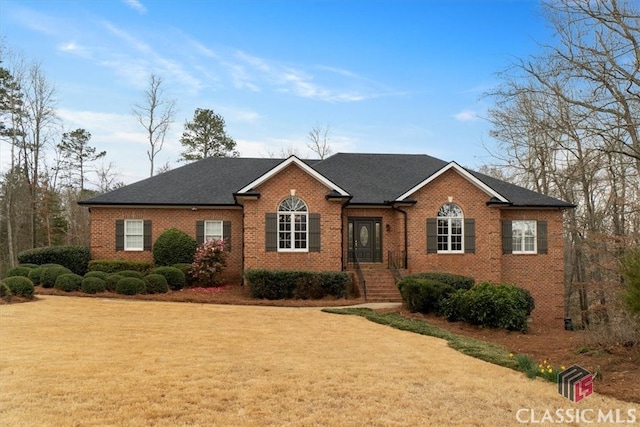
351, 266, 404, 302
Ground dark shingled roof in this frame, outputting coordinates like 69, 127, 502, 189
79, 153, 574, 208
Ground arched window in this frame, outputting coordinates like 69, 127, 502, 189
278, 196, 308, 250
437, 203, 463, 252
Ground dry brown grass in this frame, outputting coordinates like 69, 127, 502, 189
1, 296, 636, 426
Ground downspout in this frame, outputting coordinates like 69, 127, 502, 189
392, 205, 408, 270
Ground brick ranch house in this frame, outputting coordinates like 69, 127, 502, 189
78, 153, 575, 326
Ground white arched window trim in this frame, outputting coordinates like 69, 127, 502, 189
437, 203, 464, 253
278, 196, 308, 251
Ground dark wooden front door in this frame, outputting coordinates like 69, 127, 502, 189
349, 218, 382, 263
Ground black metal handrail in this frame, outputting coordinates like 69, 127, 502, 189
352, 251, 367, 300
388, 250, 405, 284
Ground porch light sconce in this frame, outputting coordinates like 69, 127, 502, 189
386, 224, 391, 232
448, 196, 453, 203
290, 189, 296, 197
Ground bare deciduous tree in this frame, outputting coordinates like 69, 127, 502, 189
485, 0, 640, 329
307, 123, 332, 159
132, 74, 176, 177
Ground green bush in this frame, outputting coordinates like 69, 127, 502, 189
28, 267, 43, 285
438, 289, 468, 321
117, 270, 145, 279
84, 271, 109, 280
152, 266, 186, 291
2, 276, 35, 298
172, 263, 195, 286
115, 277, 146, 295
244, 269, 350, 300
41, 266, 73, 288
454, 282, 532, 332
144, 274, 169, 294
105, 274, 124, 292
18, 263, 39, 269
621, 248, 640, 320
0, 281, 12, 301
397, 277, 453, 313
153, 228, 198, 266
17, 245, 90, 275
81, 277, 107, 294
408, 272, 475, 291
88, 259, 152, 274
54, 273, 83, 292
6, 266, 32, 278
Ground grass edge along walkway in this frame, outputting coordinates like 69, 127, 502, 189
323, 307, 531, 376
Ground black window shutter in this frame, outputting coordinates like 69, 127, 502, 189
196, 221, 204, 245
265, 213, 277, 252
464, 218, 475, 254
426, 218, 437, 253
502, 220, 513, 254
223, 221, 232, 251
115, 220, 124, 251
309, 214, 321, 252
143, 220, 152, 251
537, 220, 548, 254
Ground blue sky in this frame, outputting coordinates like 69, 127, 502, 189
0, 0, 552, 185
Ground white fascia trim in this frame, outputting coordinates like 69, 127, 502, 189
395, 161, 509, 203
236, 155, 350, 196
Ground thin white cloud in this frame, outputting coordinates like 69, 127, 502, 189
454, 109, 479, 122
122, 0, 147, 14
58, 41, 92, 58
229, 50, 384, 103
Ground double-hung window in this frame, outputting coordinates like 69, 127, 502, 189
278, 196, 308, 251
124, 219, 144, 251
437, 203, 463, 253
512, 220, 536, 254
204, 220, 223, 242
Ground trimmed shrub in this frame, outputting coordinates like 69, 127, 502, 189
105, 274, 124, 292
88, 259, 152, 274
3, 276, 35, 298
18, 263, 39, 269
439, 289, 468, 321
28, 267, 43, 285
397, 277, 453, 313
41, 266, 73, 288
115, 277, 146, 295
81, 277, 107, 294
6, 266, 32, 278
17, 245, 90, 275
54, 273, 83, 292
409, 272, 475, 291
244, 269, 350, 300
453, 282, 533, 332
0, 281, 12, 301
152, 266, 186, 291
84, 271, 109, 280
172, 263, 195, 287
153, 228, 198, 266
144, 274, 169, 294
117, 270, 145, 279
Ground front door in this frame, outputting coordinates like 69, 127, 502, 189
348, 218, 382, 263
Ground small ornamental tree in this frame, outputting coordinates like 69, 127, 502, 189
191, 239, 228, 286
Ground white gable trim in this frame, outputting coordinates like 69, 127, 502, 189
396, 161, 509, 203
236, 155, 350, 196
